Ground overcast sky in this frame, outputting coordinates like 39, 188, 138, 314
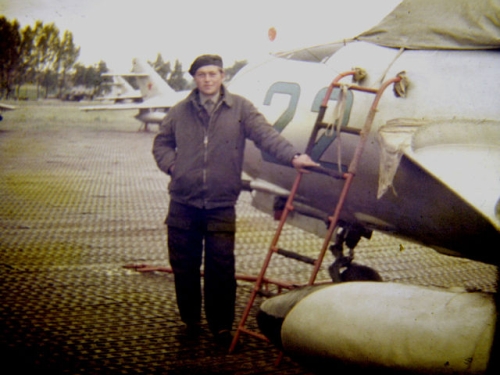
1, 0, 401, 71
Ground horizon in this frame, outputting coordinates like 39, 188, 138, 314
1, 0, 402, 71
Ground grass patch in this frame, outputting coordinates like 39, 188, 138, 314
1, 99, 144, 132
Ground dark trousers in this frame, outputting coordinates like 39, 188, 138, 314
166, 201, 236, 335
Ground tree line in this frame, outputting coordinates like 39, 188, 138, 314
149, 54, 248, 92
0, 16, 90, 99
0, 16, 248, 101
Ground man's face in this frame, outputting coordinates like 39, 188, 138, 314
194, 65, 224, 96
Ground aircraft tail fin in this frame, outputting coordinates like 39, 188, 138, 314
131, 58, 175, 100
97, 75, 141, 101
112, 75, 137, 97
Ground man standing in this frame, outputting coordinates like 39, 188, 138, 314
152, 54, 317, 348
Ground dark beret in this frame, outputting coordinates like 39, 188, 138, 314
189, 54, 223, 76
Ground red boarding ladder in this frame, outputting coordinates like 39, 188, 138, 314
229, 70, 405, 354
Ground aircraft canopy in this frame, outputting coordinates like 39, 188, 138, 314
357, 0, 500, 50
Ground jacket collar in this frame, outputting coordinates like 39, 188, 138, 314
188, 85, 234, 109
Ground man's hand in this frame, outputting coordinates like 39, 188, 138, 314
292, 154, 320, 170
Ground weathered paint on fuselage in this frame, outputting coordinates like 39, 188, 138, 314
228, 41, 500, 264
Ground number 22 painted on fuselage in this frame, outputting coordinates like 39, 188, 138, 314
261, 81, 353, 171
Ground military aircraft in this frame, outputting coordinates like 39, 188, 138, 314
95, 74, 142, 103
226, 0, 499, 372
0, 102, 16, 121
230, 0, 499, 265
81, 58, 186, 130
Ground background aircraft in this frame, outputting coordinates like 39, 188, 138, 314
81, 58, 186, 130
95, 74, 142, 103
227, 0, 499, 372
0, 102, 16, 121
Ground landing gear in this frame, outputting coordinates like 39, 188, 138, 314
328, 224, 382, 282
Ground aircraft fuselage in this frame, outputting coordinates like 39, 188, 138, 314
229, 42, 500, 264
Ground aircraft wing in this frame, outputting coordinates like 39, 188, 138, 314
102, 73, 148, 77
94, 94, 142, 102
81, 101, 167, 111
0, 103, 16, 111
81, 91, 187, 112
378, 119, 500, 232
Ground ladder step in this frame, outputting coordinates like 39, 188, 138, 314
307, 165, 345, 179
276, 248, 316, 265
316, 122, 361, 135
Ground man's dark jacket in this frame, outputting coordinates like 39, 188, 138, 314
152, 86, 298, 210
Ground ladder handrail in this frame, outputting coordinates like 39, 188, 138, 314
347, 75, 403, 174
307, 74, 403, 284
305, 70, 358, 156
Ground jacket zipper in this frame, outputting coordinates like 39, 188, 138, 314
202, 106, 215, 207
203, 129, 208, 206
203, 132, 208, 184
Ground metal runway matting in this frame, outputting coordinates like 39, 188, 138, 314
0, 103, 497, 374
